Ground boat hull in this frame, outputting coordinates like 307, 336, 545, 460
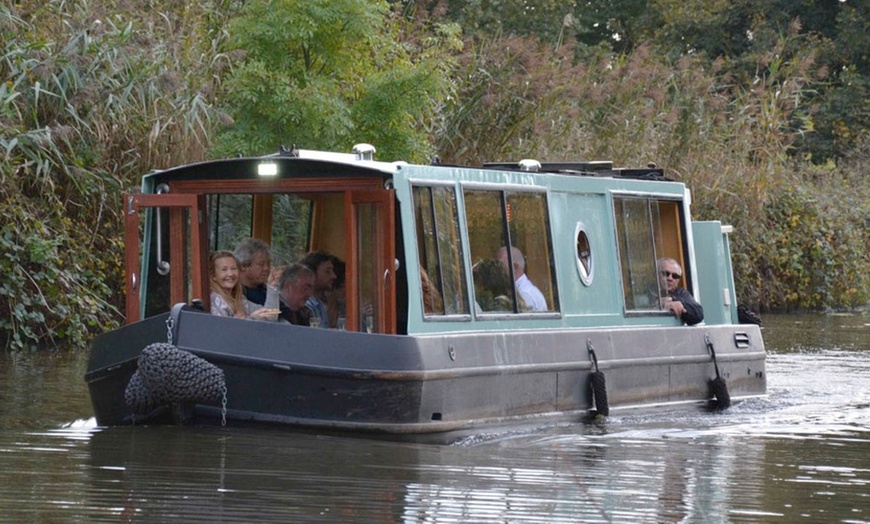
86, 307, 766, 443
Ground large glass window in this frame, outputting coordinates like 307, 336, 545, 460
614, 196, 686, 313
464, 188, 558, 314
412, 185, 469, 316
206, 194, 311, 265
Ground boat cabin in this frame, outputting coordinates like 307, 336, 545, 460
125, 144, 739, 333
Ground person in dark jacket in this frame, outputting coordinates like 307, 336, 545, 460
657, 257, 704, 325
277, 263, 315, 326
234, 238, 272, 306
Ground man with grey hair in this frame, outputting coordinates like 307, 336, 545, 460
496, 246, 547, 311
234, 238, 271, 305
277, 263, 315, 326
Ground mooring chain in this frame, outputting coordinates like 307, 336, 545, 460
221, 386, 228, 427
586, 338, 599, 372
165, 316, 174, 345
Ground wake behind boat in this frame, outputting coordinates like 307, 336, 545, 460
85, 144, 765, 443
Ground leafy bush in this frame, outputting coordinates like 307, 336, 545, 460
0, 201, 121, 350
214, 0, 459, 162
0, 1, 226, 350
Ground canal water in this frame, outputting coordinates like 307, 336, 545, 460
0, 314, 867, 523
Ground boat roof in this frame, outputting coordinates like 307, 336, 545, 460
140, 143, 674, 189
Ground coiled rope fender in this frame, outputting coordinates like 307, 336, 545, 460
587, 339, 609, 417
124, 342, 226, 416
705, 334, 731, 410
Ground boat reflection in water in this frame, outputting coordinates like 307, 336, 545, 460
85, 143, 765, 443
85, 422, 772, 523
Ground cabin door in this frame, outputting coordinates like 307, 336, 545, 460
348, 190, 395, 334
122, 193, 206, 324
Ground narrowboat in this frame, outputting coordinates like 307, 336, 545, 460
85, 144, 766, 443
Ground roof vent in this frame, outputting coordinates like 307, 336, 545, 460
518, 159, 541, 172
352, 143, 376, 161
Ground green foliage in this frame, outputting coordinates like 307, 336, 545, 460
0, 202, 121, 351
0, 1, 229, 350
737, 172, 870, 312
409, 0, 579, 47
214, 0, 459, 162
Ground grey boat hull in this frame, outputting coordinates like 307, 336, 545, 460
86, 306, 765, 443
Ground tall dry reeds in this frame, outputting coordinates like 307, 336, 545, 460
0, 1, 231, 350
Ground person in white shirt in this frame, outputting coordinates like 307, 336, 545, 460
495, 246, 548, 311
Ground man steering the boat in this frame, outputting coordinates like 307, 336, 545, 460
657, 257, 704, 326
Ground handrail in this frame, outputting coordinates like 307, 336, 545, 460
155, 183, 171, 276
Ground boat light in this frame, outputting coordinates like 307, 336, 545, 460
258, 162, 278, 177
352, 143, 376, 161
519, 159, 541, 172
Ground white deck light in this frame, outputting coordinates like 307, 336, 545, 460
258, 162, 278, 176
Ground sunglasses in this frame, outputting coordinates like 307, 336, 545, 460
660, 270, 682, 280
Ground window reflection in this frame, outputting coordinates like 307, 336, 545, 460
412, 185, 469, 316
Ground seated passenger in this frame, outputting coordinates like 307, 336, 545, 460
208, 251, 273, 320
300, 251, 337, 328
657, 257, 704, 326
420, 268, 443, 314
277, 263, 315, 326
496, 246, 547, 311
325, 255, 346, 328
234, 238, 272, 305
473, 259, 527, 312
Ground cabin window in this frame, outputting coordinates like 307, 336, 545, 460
412, 185, 470, 316
613, 195, 687, 313
575, 223, 593, 286
206, 193, 311, 264
463, 188, 558, 314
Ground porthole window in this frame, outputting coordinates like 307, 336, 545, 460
575, 223, 593, 286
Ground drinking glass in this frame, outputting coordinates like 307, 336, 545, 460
264, 285, 280, 309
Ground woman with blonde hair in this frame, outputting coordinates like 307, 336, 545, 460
209, 251, 277, 320
209, 250, 249, 318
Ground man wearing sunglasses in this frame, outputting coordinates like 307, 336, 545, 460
657, 257, 704, 326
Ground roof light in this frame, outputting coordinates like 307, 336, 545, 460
258, 162, 278, 177
352, 143, 376, 161
519, 159, 541, 172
